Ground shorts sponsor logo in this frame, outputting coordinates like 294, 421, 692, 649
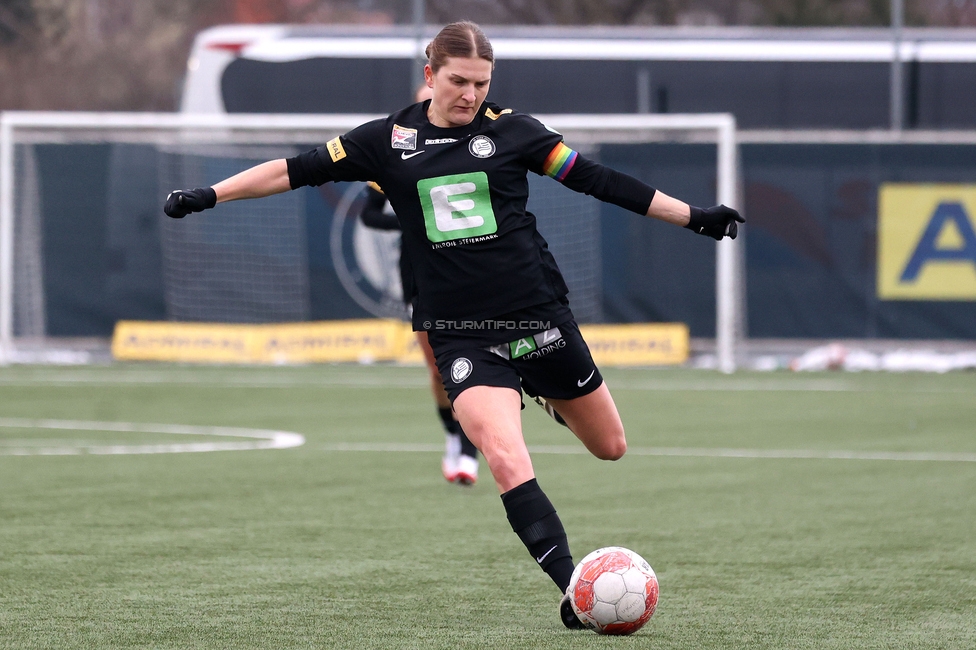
878, 184, 976, 300
520, 337, 567, 360
535, 327, 562, 346
494, 327, 565, 360
451, 357, 473, 383
417, 172, 498, 244
425, 137, 457, 145
391, 124, 418, 150
510, 336, 537, 359
468, 135, 496, 158
326, 137, 346, 162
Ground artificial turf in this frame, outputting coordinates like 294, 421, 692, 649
1, 364, 974, 649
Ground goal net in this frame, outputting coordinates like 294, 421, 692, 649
0, 112, 741, 370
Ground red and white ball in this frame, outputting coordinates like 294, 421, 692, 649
567, 546, 659, 635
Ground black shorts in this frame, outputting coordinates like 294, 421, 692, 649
432, 320, 603, 403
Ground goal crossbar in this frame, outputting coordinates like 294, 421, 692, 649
0, 111, 741, 371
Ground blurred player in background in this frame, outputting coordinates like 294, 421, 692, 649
165, 21, 742, 629
357, 84, 480, 486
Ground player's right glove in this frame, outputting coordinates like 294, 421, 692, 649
164, 187, 217, 219
686, 204, 745, 240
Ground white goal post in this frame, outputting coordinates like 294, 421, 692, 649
0, 111, 741, 371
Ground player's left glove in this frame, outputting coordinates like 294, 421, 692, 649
164, 187, 217, 219
686, 204, 745, 240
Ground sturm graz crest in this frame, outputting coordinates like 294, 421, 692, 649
468, 135, 495, 158
330, 182, 409, 319
451, 357, 473, 383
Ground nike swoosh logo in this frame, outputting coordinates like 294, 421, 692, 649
536, 545, 558, 564
401, 150, 425, 160
577, 369, 596, 387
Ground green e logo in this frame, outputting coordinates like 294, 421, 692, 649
417, 172, 497, 243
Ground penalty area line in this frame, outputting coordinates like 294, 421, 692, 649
320, 442, 976, 463
0, 418, 305, 456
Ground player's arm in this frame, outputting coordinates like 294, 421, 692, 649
644, 190, 689, 226
165, 122, 384, 219
213, 159, 291, 202
648, 192, 744, 241
538, 137, 743, 240
163, 159, 291, 219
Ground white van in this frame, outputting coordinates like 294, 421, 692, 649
180, 23, 976, 128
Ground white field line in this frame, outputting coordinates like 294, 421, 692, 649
4, 366, 976, 393
0, 418, 305, 456
320, 442, 976, 463
1, 371, 968, 393
0, 372, 429, 389
0, 366, 976, 395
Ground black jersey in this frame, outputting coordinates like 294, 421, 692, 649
287, 100, 656, 346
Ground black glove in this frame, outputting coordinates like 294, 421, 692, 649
686, 205, 745, 240
164, 187, 217, 219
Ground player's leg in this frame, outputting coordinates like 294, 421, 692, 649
452, 385, 530, 492
417, 331, 479, 484
433, 347, 579, 598
540, 386, 627, 630
518, 321, 627, 462
478, 321, 627, 629
544, 383, 626, 461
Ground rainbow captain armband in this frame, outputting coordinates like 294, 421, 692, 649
543, 142, 578, 182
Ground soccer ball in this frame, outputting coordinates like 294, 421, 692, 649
567, 546, 659, 635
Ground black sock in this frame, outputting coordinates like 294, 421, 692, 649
437, 406, 457, 433
458, 431, 478, 459
501, 478, 575, 593
438, 407, 478, 459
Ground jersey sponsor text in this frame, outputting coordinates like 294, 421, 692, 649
326, 137, 346, 162
417, 172, 498, 244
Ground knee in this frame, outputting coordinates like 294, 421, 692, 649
597, 425, 627, 461
462, 422, 505, 458
596, 438, 627, 461
479, 435, 523, 467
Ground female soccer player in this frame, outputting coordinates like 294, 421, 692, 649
164, 21, 743, 629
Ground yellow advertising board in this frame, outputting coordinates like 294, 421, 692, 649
579, 323, 688, 366
111, 321, 261, 364
877, 184, 976, 300
396, 330, 428, 365
258, 320, 410, 364
113, 320, 689, 366
113, 320, 410, 364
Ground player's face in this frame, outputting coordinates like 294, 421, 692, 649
425, 56, 492, 128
